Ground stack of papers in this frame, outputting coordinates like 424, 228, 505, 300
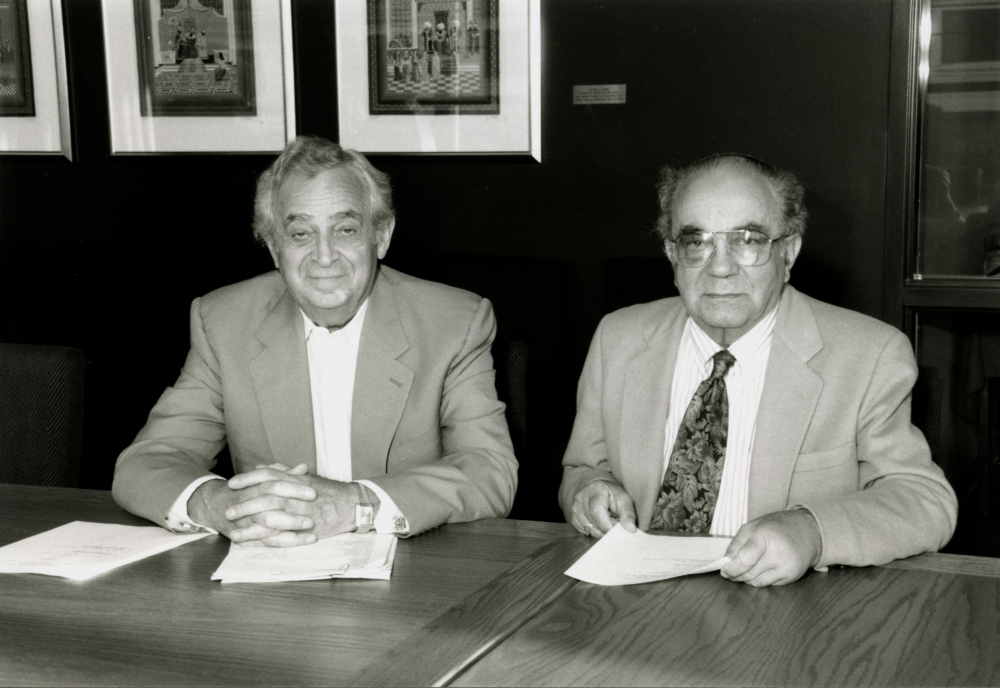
0, 521, 210, 581
211, 531, 397, 583
565, 524, 732, 586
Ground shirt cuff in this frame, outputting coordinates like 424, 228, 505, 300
165, 475, 225, 534
357, 479, 409, 535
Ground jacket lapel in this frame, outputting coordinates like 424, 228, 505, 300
351, 269, 413, 480
248, 288, 317, 473
621, 304, 687, 529
748, 286, 824, 519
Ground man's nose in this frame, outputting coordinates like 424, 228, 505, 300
314, 233, 337, 267
705, 235, 740, 277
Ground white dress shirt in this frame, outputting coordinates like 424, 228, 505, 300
165, 299, 408, 535
662, 306, 778, 537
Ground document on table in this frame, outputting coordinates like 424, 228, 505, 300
565, 523, 732, 586
211, 531, 398, 583
0, 521, 211, 581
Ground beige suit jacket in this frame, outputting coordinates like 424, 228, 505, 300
559, 285, 957, 568
113, 266, 518, 535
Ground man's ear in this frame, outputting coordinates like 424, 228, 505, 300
782, 234, 803, 282
663, 241, 681, 288
266, 238, 281, 270
663, 240, 677, 265
376, 217, 396, 260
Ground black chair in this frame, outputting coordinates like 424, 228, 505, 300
0, 343, 85, 487
493, 339, 528, 461
912, 365, 944, 464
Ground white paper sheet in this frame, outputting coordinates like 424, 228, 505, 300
211, 532, 397, 583
565, 524, 732, 586
0, 521, 211, 581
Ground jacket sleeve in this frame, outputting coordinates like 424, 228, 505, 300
558, 316, 622, 522
367, 298, 519, 534
802, 331, 959, 568
112, 297, 226, 527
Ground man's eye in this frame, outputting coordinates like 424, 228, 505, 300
742, 232, 769, 247
337, 225, 363, 238
681, 236, 706, 248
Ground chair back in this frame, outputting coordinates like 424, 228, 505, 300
912, 365, 944, 464
0, 343, 85, 487
493, 340, 528, 460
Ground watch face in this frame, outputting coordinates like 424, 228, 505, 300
356, 504, 375, 531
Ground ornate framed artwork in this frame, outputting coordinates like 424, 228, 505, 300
102, 0, 295, 154
335, 0, 541, 160
0, 0, 34, 117
0, 0, 72, 158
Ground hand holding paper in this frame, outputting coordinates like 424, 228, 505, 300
569, 480, 637, 537
565, 524, 731, 586
720, 508, 824, 586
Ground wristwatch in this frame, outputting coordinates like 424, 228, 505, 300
354, 482, 374, 534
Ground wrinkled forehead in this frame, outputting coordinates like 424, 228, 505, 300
274, 167, 371, 220
672, 164, 783, 236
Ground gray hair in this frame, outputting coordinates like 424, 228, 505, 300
654, 154, 808, 243
253, 136, 395, 247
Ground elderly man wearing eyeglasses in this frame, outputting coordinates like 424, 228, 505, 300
560, 155, 957, 587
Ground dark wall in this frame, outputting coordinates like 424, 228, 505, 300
0, 0, 893, 520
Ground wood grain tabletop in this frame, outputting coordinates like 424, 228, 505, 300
0, 484, 574, 687
3, 484, 998, 687
451, 547, 1000, 686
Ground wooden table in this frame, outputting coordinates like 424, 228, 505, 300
0, 484, 574, 687
3, 484, 999, 687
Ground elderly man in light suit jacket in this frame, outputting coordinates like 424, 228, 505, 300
113, 137, 517, 545
560, 155, 957, 586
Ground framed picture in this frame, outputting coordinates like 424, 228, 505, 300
102, 0, 295, 154
0, 0, 72, 158
336, 0, 541, 160
0, 0, 34, 117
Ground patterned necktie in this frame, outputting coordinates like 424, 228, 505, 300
650, 349, 736, 533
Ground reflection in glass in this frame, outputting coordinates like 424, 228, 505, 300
917, 0, 1000, 278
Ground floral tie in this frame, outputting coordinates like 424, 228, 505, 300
649, 349, 736, 533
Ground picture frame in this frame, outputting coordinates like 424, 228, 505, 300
102, 0, 296, 154
336, 0, 541, 160
0, 0, 72, 159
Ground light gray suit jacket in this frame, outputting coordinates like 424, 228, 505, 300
559, 285, 957, 568
113, 266, 518, 535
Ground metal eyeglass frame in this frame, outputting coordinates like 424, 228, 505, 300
667, 229, 795, 268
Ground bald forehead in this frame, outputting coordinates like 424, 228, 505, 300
672, 162, 783, 236
679, 160, 780, 203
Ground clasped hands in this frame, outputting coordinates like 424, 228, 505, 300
189, 463, 375, 547
571, 480, 822, 587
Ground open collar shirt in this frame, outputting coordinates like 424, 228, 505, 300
167, 298, 407, 535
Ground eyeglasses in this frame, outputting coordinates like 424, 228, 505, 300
667, 229, 794, 268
